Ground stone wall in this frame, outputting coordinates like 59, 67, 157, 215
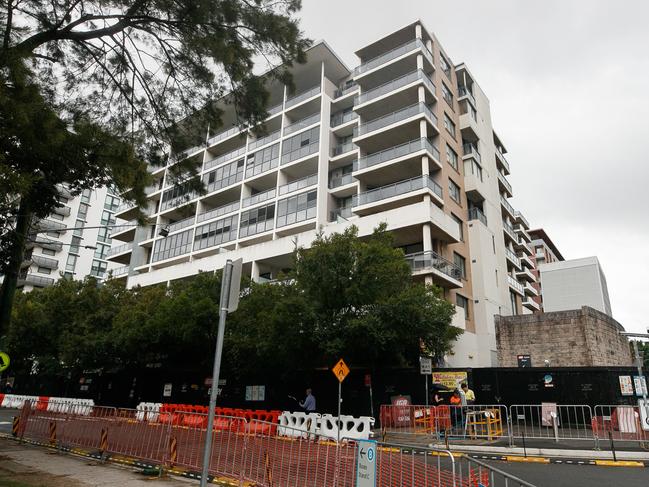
495, 306, 633, 367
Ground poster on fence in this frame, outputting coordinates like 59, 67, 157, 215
633, 376, 647, 397
541, 402, 557, 427
432, 371, 467, 390
617, 406, 637, 433
619, 376, 634, 396
390, 395, 412, 427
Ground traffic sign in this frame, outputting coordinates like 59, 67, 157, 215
0, 352, 9, 372
419, 357, 432, 375
355, 439, 377, 487
332, 358, 350, 383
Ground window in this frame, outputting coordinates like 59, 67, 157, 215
510, 291, 518, 315
276, 190, 317, 227
440, 54, 451, 79
97, 227, 112, 244
94, 243, 111, 260
37, 266, 52, 275
66, 254, 77, 272
456, 294, 469, 320
469, 105, 477, 121
80, 189, 91, 204
193, 215, 238, 251
281, 127, 320, 164
464, 159, 483, 182
46, 231, 60, 238
152, 228, 193, 262
448, 179, 461, 204
50, 212, 64, 221
239, 203, 275, 238
160, 178, 199, 211
90, 259, 108, 277
70, 236, 82, 255
453, 252, 466, 279
451, 213, 463, 241
100, 211, 115, 226
446, 145, 458, 171
42, 248, 56, 256
104, 195, 120, 212
444, 114, 456, 137
203, 159, 244, 193
245, 144, 279, 178
442, 83, 453, 107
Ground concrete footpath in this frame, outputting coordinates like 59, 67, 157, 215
0, 438, 191, 487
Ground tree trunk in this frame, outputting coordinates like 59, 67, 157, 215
0, 197, 33, 339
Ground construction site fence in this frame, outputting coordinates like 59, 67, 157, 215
380, 403, 649, 447
15, 400, 492, 487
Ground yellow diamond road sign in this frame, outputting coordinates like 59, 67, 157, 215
332, 358, 350, 383
0, 352, 9, 373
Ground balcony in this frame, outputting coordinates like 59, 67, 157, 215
334, 83, 358, 98
515, 237, 533, 256
285, 85, 321, 109
507, 275, 525, 296
278, 173, 318, 196
36, 218, 67, 233
514, 210, 530, 230
53, 205, 71, 217
166, 215, 195, 234
524, 281, 539, 297
248, 129, 280, 151
503, 220, 517, 243
458, 86, 476, 107
523, 298, 541, 311
505, 248, 521, 270
242, 188, 276, 208
355, 69, 435, 107
108, 242, 133, 257
355, 138, 440, 172
331, 141, 357, 158
330, 206, 353, 222
204, 146, 246, 171
462, 143, 481, 164
516, 267, 536, 282
329, 173, 355, 189
19, 274, 55, 288
496, 148, 511, 175
284, 113, 320, 136
330, 111, 358, 128
354, 103, 437, 139
206, 126, 241, 147
352, 175, 442, 209
28, 238, 62, 252
196, 201, 240, 224
497, 172, 513, 197
405, 250, 463, 288
500, 196, 515, 219
515, 224, 531, 243
282, 141, 319, 165
31, 254, 59, 270
246, 157, 279, 179
468, 207, 487, 226
110, 265, 130, 278
354, 38, 433, 76
520, 254, 535, 269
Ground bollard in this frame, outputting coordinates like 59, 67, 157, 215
551, 412, 559, 443
169, 436, 178, 466
48, 421, 57, 447
608, 431, 617, 462
264, 451, 273, 487
11, 417, 19, 437
100, 427, 108, 460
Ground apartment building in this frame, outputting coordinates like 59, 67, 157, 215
528, 228, 564, 310
18, 186, 122, 291
109, 20, 539, 367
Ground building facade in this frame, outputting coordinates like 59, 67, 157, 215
528, 228, 564, 311
18, 185, 122, 291
539, 256, 613, 317
109, 21, 540, 367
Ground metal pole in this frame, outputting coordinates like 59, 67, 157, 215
632, 341, 649, 422
369, 383, 374, 418
337, 380, 342, 443
425, 375, 429, 408
199, 260, 233, 487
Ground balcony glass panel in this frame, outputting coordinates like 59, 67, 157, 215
207, 126, 241, 147
356, 138, 440, 171
193, 215, 238, 251
330, 110, 358, 127
196, 201, 240, 224
468, 207, 487, 225
356, 103, 437, 137
239, 203, 275, 238
405, 250, 463, 281
278, 173, 318, 196
500, 196, 515, 216
204, 159, 244, 194
462, 143, 481, 164
167, 215, 195, 234
285, 85, 321, 108
108, 242, 133, 257
276, 190, 317, 228
329, 173, 354, 189
152, 228, 193, 262
242, 188, 276, 208
355, 38, 432, 75
284, 113, 320, 135
248, 129, 280, 151
356, 70, 435, 106
204, 146, 246, 171
353, 175, 442, 207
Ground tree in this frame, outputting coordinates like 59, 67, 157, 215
0, 0, 308, 335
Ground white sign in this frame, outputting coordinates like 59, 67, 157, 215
619, 376, 634, 396
419, 357, 432, 375
355, 439, 377, 487
163, 383, 172, 397
633, 376, 648, 397
639, 399, 649, 432
245, 385, 266, 401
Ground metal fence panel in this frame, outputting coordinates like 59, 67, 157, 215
593, 405, 649, 444
509, 404, 593, 441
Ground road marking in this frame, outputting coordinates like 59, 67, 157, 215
594, 460, 644, 468
505, 456, 550, 464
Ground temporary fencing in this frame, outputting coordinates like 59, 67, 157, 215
0, 394, 93, 412
509, 404, 593, 442
592, 405, 649, 444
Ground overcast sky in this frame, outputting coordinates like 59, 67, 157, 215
298, 0, 649, 333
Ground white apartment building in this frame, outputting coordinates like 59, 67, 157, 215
539, 256, 613, 316
109, 20, 538, 367
18, 185, 122, 291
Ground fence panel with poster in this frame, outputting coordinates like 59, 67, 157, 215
592, 404, 649, 444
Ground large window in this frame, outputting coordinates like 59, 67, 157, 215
281, 126, 319, 164
276, 190, 317, 228
440, 54, 451, 79
453, 252, 466, 279
442, 82, 453, 107
160, 178, 199, 211
77, 202, 89, 220
451, 213, 463, 241
448, 179, 461, 204
80, 188, 91, 203
193, 215, 238, 251
90, 259, 108, 277
152, 228, 193, 262
246, 144, 279, 178
94, 243, 110, 260
70, 236, 82, 255
65, 254, 77, 273
444, 114, 456, 138
203, 159, 244, 193
97, 227, 112, 244
446, 144, 458, 171
239, 203, 275, 238
104, 194, 120, 212
456, 294, 469, 320
100, 211, 114, 227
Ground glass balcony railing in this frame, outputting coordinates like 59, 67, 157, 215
242, 188, 276, 208
284, 112, 321, 136
110, 265, 130, 277
167, 215, 195, 234
356, 138, 440, 171
334, 83, 358, 98
462, 143, 481, 164
503, 220, 517, 241
458, 86, 476, 106
468, 207, 487, 225
356, 69, 435, 106
31, 254, 59, 269
248, 129, 280, 151
204, 146, 246, 171
266, 103, 283, 117
330, 207, 353, 221
331, 141, 357, 157
330, 110, 358, 127
352, 175, 442, 207
278, 173, 318, 196
21, 274, 55, 287
355, 102, 437, 138
498, 171, 513, 194
405, 250, 463, 281
282, 141, 319, 165
207, 125, 241, 147
329, 173, 354, 189
500, 196, 515, 216
496, 148, 511, 173
514, 210, 530, 229
508, 275, 525, 294
285, 85, 321, 108
354, 38, 433, 75
196, 201, 240, 223
505, 248, 520, 267
108, 242, 133, 257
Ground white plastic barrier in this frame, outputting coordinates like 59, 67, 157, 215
46, 397, 94, 415
278, 411, 375, 441
136, 402, 162, 421
1, 395, 38, 409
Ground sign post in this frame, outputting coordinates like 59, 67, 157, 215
364, 374, 373, 418
199, 258, 242, 487
332, 358, 350, 443
420, 357, 432, 407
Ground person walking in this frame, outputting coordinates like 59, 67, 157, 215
299, 388, 316, 413
461, 383, 475, 405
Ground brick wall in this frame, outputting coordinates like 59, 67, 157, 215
495, 306, 633, 367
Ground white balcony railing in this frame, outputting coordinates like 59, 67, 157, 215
352, 175, 442, 207
354, 38, 433, 75
405, 250, 463, 282
285, 85, 321, 108
356, 69, 435, 106
356, 138, 440, 172
196, 201, 240, 224
355, 103, 437, 138
278, 173, 318, 196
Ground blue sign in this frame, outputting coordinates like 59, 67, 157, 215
356, 439, 377, 487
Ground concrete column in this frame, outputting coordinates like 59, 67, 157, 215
415, 24, 422, 39
426, 39, 433, 53
423, 223, 432, 252
251, 260, 260, 282
421, 156, 429, 176
418, 86, 426, 103
419, 120, 428, 138
417, 54, 423, 70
